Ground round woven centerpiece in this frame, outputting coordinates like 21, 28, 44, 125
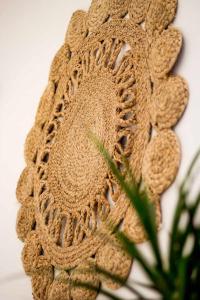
34, 20, 151, 269
16, 1, 188, 299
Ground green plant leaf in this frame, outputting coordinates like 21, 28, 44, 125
177, 256, 190, 300
90, 133, 164, 271
169, 149, 200, 273
89, 134, 200, 299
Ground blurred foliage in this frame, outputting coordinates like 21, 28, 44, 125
80, 138, 200, 300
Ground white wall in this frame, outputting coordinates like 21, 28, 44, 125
0, 1, 200, 299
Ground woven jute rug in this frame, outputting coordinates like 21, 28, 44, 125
16, 0, 189, 299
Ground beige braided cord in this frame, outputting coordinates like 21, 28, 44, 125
16, 0, 189, 299
96, 235, 132, 290
109, 0, 131, 18
129, 0, 151, 24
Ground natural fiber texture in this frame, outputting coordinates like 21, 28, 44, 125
96, 235, 132, 289
16, 1, 188, 299
142, 130, 181, 195
124, 197, 161, 243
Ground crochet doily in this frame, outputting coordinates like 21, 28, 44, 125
16, 1, 189, 299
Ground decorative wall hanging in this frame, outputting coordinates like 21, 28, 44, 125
16, 0, 189, 299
